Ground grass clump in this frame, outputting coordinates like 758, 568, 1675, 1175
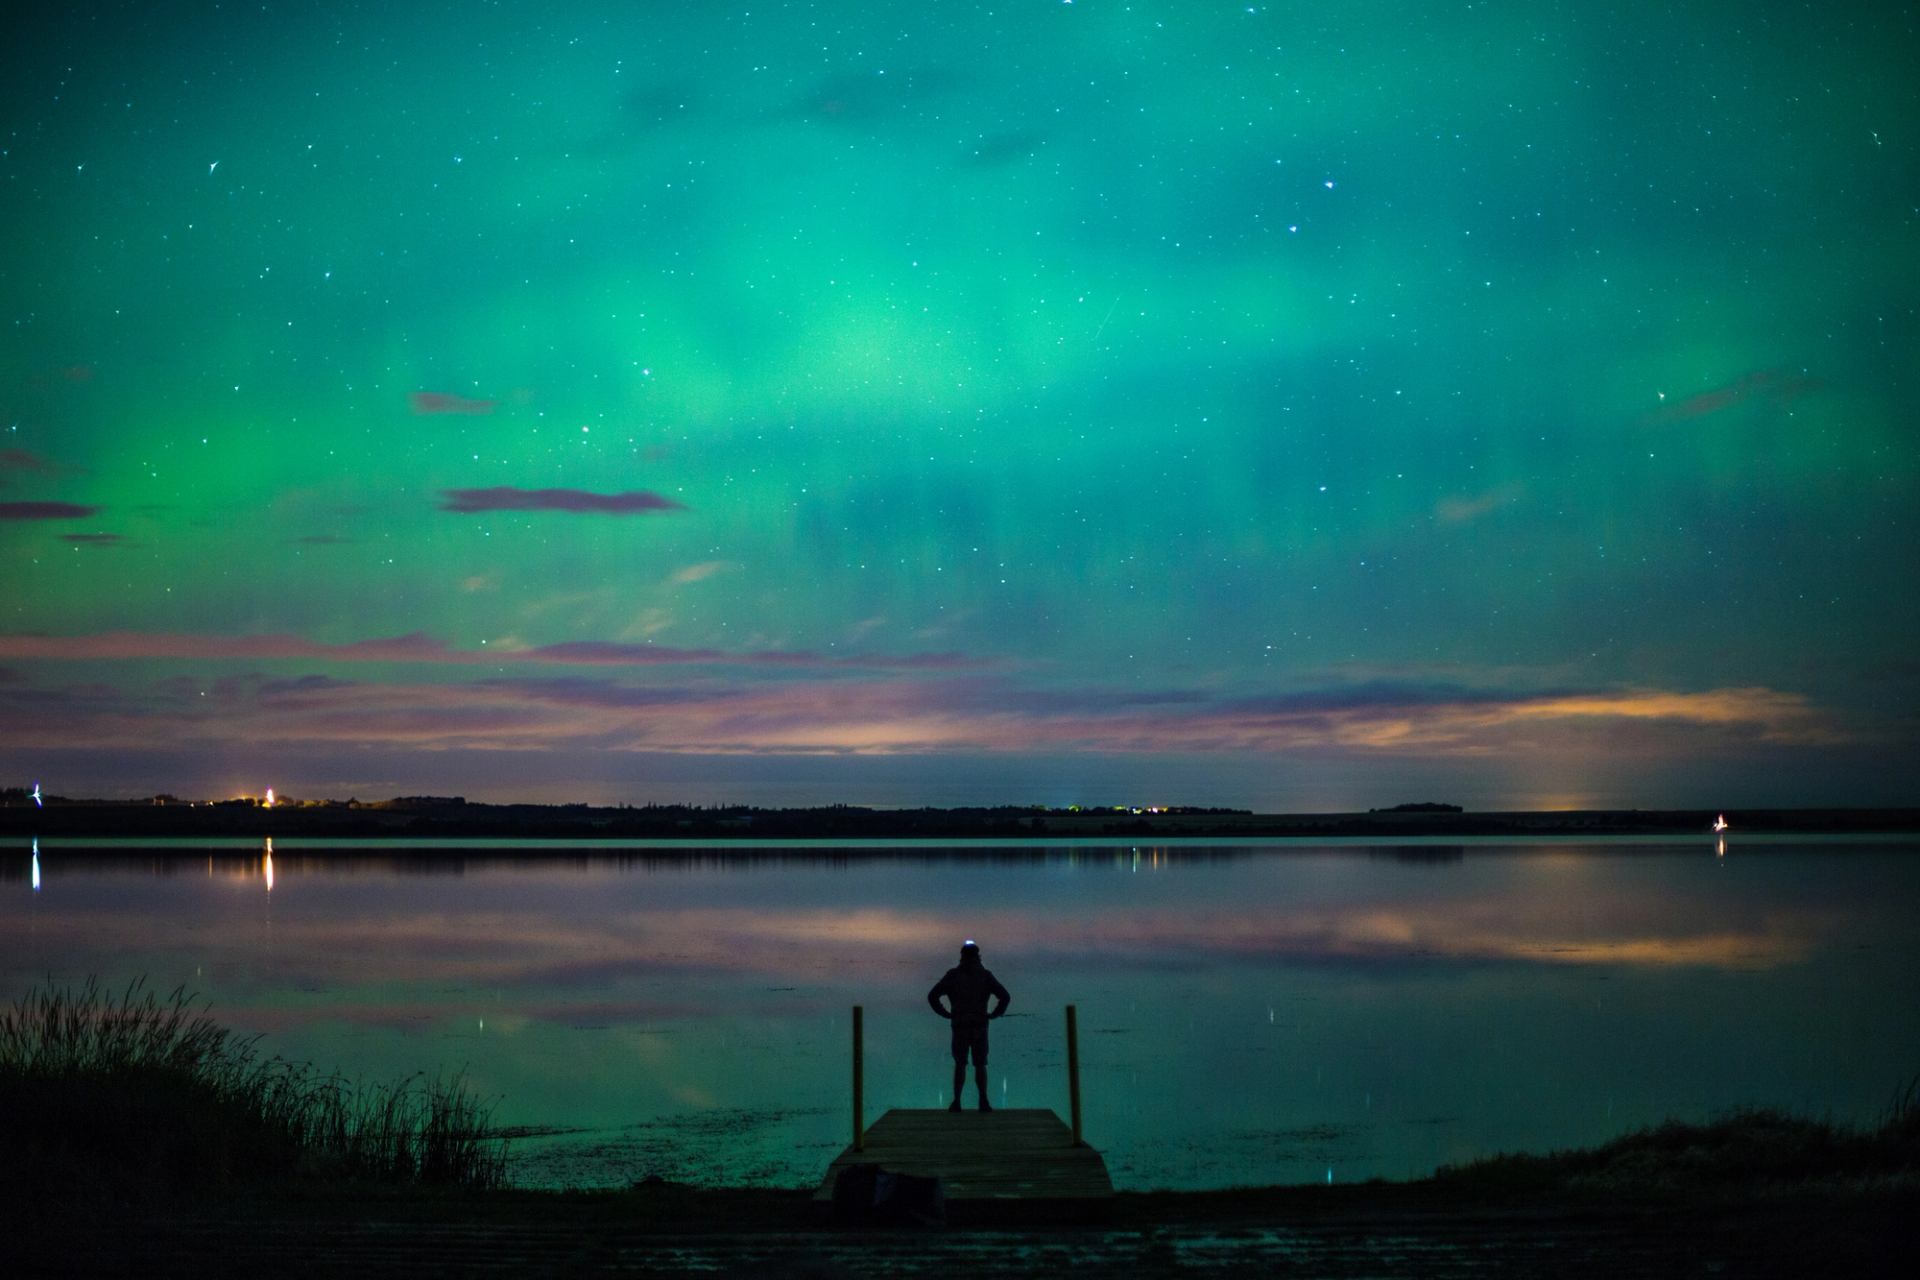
1435, 1081, 1920, 1199
0, 977, 506, 1200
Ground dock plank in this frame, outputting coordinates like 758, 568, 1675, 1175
814, 1108, 1114, 1201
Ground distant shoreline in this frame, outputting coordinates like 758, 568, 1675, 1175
4, 800, 1916, 842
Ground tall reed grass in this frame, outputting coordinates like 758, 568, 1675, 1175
0, 977, 506, 1197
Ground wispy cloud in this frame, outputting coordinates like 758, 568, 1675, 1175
798, 66, 968, 123
0, 501, 98, 520
439, 487, 686, 515
1435, 484, 1523, 524
0, 629, 985, 672
0, 662, 1849, 759
61, 533, 125, 546
668, 560, 739, 585
0, 632, 465, 664
0, 448, 59, 475
1650, 368, 1821, 423
409, 391, 496, 415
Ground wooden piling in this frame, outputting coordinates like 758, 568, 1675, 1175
852, 1004, 864, 1152
1065, 1003, 1082, 1146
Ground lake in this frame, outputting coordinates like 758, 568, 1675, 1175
5, 836, 1917, 1190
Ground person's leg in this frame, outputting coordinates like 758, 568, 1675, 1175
950, 1048, 966, 1111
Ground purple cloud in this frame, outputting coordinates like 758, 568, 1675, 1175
0, 631, 461, 664
0, 501, 98, 520
0, 448, 58, 474
439, 487, 686, 515
517, 640, 983, 671
410, 391, 497, 415
0, 667, 1846, 760
0, 629, 980, 673
1649, 368, 1821, 424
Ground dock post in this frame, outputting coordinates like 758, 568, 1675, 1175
852, 1004, 864, 1152
1066, 1003, 1083, 1146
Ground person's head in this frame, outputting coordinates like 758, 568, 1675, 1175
959, 939, 981, 966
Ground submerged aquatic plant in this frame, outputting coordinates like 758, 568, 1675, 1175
0, 977, 506, 1198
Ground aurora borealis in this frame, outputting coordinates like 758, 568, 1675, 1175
2, 1, 1914, 807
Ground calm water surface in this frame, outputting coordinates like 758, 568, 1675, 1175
5, 837, 1917, 1190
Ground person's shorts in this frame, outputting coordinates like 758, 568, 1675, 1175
950, 1018, 989, 1065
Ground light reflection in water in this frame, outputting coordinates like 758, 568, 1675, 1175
29, 839, 39, 892
0, 840, 1915, 1192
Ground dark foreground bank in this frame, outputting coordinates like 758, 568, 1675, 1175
9, 1105, 1918, 1277
8, 1164, 1915, 1278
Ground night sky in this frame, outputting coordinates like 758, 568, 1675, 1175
2, 1, 1915, 808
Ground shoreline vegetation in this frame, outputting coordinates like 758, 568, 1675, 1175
0, 978, 507, 1200
4, 793, 1918, 842
5, 979, 1913, 1274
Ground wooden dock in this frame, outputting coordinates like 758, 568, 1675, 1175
815, 1108, 1114, 1202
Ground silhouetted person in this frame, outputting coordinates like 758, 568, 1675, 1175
927, 940, 1010, 1112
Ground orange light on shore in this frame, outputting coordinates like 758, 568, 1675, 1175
264, 788, 276, 809
1712, 814, 1729, 833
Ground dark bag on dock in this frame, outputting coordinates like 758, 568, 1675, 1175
831, 1163, 946, 1227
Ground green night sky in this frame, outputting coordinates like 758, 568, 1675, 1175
2, 1, 1915, 807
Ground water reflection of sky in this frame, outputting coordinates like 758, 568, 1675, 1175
5, 840, 1917, 1189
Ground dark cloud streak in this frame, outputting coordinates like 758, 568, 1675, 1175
0, 501, 99, 520
1650, 369, 1822, 423
409, 391, 496, 415
0, 629, 981, 672
439, 487, 686, 515
0, 448, 59, 474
